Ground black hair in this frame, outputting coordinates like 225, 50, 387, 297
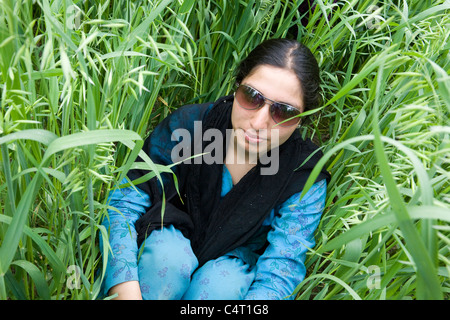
235, 39, 321, 112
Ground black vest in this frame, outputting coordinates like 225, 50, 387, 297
132, 95, 330, 266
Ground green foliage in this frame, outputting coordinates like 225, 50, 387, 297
0, 0, 448, 299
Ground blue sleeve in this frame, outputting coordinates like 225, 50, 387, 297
99, 178, 151, 296
245, 179, 327, 300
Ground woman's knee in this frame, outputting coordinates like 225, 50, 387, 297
138, 225, 198, 299
182, 256, 255, 300
139, 225, 197, 270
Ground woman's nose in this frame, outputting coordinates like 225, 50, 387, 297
250, 102, 272, 129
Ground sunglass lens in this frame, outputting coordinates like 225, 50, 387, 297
271, 103, 300, 126
238, 86, 264, 109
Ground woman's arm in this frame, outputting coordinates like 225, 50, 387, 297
245, 179, 327, 300
99, 178, 151, 298
100, 103, 212, 299
108, 280, 142, 300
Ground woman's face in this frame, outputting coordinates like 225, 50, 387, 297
231, 64, 304, 157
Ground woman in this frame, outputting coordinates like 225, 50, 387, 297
100, 39, 330, 300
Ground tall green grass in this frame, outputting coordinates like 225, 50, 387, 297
295, 0, 450, 299
0, 0, 448, 299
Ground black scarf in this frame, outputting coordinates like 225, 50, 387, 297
133, 95, 330, 266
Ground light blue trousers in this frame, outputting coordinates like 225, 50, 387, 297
138, 225, 256, 300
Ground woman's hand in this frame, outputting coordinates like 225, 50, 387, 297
108, 281, 143, 300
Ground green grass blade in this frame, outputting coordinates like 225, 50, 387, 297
321, 206, 450, 252
42, 129, 142, 164
371, 63, 442, 300
0, 129, 58, 146
11, 260, 51, 300
0, 174, 43, 298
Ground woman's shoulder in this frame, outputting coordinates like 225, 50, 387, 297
169, 100, 214, 123
152, 100, 214, 139
165, 95, 233, 133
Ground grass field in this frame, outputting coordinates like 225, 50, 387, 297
0, 0, 449, 300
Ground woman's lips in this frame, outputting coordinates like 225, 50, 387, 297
244, 131, 267, 144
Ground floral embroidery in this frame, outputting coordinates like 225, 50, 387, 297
163, 283, 173, 297
180, 264, 191, 279
140, 282, 150, 294
158, 267, 168, 278
219, 270, 230, 277
199, 290, 209, 300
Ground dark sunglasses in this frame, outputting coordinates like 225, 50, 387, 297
234, 84, 301, 127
